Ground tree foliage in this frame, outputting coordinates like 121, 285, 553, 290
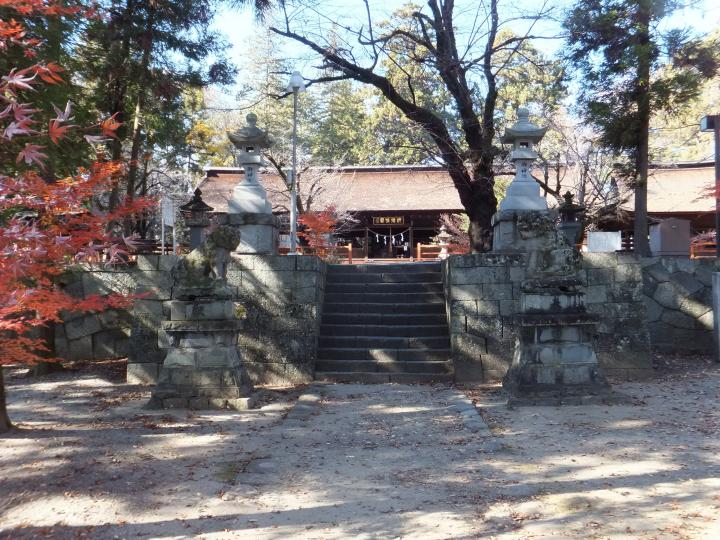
0, 0, 150, 434
267, 0, 564, 251
564, 0, 719, 254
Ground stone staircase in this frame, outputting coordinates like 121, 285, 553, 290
315, 262, 453, 383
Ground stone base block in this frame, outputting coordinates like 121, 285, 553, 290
146, 394, 257, 411
506, 391, 631, 407
126, 362, 159, 385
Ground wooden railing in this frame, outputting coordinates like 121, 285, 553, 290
415, 243, 469, 260
691, 241, 717, 259
278, 243, 353, 263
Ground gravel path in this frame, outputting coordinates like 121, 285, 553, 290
1, 361, 718, 539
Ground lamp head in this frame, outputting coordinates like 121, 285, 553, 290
287, 71, 306, 93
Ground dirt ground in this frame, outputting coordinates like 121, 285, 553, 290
0, 357, 718, 539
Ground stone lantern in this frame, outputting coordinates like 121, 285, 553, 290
436, 224, 452, 260
491, 108, 613, 405
180, 188, 213, 250
224, 113, 277, 254
557, 191, 585, 248
492, 108, 551, 252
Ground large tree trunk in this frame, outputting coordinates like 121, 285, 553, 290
467, 170, 498, 253
0, 368, 12, 434
633, 0, 652, 257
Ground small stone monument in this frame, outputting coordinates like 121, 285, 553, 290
495, 108, 613, 405
225, 113, 277, 254
148, 225, 255, 410
649, 217, 691, 256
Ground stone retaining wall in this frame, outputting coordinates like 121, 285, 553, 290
55, 253, 326, 386
226, 254, 326, 385
640, 257, 717, 352
55, 255, 177, 385
443, 252, 654, 382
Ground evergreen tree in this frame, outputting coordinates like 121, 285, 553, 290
76, 0, 235, 215
564, 0, 719, 255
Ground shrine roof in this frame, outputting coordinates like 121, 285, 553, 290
197, 162, 715, 215
198, 166, 466, 214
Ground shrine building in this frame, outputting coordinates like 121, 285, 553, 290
197, 161, 716, 259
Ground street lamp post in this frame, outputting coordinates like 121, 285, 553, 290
701, 114, 720, 257
286, 70, 305, 254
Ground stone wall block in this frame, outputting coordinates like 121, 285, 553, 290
672, 257, 698, 275
55, 336, 69, 357
296, 256, 322, 271
158, 255, 180, 272
698, 310, 713, 330
481, 283, 513, 301
133, 299, 164, 320
126, 363, 159, 385
614, 264, 642, 282
660, 310, 697, 329
61, 280, 85, 299
582, 253, 618, 268
450, 284, 483, 302
136, 255, 160, 271
677, 293, 711, 319
164, 349, 196, 367
644, 297, 664, 322
92, 329, 127, 359
451, 300, 478, 318
669, 271, 703, 297
508, 267, 526, 282
694, 264, 714, 286
65, 314, 102, 340
466, 316, 504, 340
499, 300, 519, 317
644, 261, 671, 283
653, 282, 679, 309
131, 271, 173, 300
586, 268, 614, 286
293, 287, 320, 304
585, 285, 608, 304
67, 336, 93, 360
449, 253, 526, 268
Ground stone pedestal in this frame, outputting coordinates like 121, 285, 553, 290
228, 180, 273, 215
149, 298, 254, 410
147, 226, 255, 410
492, 209, 561, 253
503, 278, 612, 405
218, 212, 276, 255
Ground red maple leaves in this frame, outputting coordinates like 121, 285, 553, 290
298, 207, 340, 258
0, 1, 148, 367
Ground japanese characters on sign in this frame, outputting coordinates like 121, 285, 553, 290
372, 216, 405, 225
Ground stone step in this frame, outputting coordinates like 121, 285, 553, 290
323, 302, 446, 314
318, 335, 450, 349
316, 359, 453, 374
326, 272, 442, 284
327, 263, 441, 274
314, 372, 454, 384
322, 313, 448, 325
325, 282, 443, 294
320, 324, 449, 337
323, 292, 444, 304
317, 348, 452, 362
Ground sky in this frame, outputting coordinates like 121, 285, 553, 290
212, 0, 720, 87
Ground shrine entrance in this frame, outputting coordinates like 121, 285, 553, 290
337, 211, 442, 261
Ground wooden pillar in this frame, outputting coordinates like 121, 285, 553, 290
364, 226, 369, 260
409, 220, 414, 261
